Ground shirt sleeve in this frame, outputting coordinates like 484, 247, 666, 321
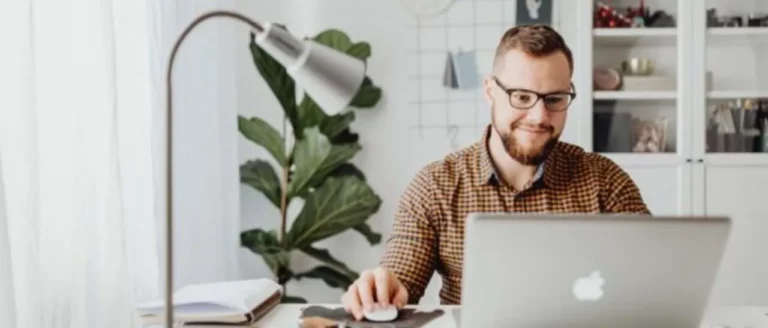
380, 166, 439, 304
598, 156, 652, 214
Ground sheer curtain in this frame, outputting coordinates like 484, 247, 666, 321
0, 0, 241, 327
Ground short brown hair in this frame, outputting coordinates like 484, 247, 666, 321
493, 24, 573, 75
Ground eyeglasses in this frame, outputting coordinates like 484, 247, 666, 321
493, 77, 576, 112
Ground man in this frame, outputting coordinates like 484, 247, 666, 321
341, 24, 650, 320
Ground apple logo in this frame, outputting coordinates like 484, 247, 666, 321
572, 270, 605, 301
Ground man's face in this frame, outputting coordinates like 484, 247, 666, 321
482, 49, 572, 165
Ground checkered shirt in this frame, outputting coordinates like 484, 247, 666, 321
381, 125, 650, 305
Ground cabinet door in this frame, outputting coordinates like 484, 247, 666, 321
692, 0, 768, 159
585, 0, 688, 157
614, 158, 691, 216
700, 165, 768, 307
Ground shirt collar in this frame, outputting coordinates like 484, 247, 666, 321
474, 124, 562, 188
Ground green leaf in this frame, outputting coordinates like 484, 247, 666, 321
240, 160, 281, 208
296, 95, 326, 135
313, 29, 353, 51
321, 112, 355, 140
240, 229, 290, 276
304, 163, 365, 199
281, 295, 308, 303
285, 176, 382, 249
297, 95, 357, 141
329, 163, 366, 181
353, 223, 382, 245
301, 246, 357, 278
249, 32, 299, 136
287, 127, 361, 199
295, 266, 356, 290
347, 42, 371, 59
238, 116, 285, 166
330, 129, 359, 145
350, 77, 382, 108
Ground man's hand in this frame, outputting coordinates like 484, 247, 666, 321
341, 267, 409, 320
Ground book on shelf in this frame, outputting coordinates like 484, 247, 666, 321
135, 278, 282, 326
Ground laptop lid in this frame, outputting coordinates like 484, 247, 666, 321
460, 213, 731, 328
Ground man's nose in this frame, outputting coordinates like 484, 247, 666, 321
525, 99, 549, 123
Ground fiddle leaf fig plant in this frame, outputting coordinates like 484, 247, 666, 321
239, 27, 383, 303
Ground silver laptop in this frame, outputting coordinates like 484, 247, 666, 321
460, 213, 731, 328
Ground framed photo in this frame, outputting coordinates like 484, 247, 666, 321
516, 0, 553, 25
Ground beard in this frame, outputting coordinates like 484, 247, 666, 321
492, 112, 560, 166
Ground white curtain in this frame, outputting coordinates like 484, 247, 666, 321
0, 0, 241, 327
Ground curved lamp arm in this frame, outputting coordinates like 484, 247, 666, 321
164, 10, 365, 327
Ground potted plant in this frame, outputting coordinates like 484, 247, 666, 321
238, 27, 383, 303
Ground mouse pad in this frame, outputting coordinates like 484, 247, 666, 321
299, 305, 444, 328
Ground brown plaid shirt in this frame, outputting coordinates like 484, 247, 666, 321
381, 125, 650, 305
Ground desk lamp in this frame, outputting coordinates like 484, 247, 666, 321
165, 10, 366, 326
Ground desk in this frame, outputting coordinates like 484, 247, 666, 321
182, 305, 768, 327
248, 304, 768, 328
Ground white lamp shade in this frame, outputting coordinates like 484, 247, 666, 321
255, 22, 366, 116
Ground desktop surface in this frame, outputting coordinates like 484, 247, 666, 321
460, 214, 731, 328
172, 304, 768, 328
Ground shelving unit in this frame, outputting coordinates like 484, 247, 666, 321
592, 27, 678, 36
593, 90, 677, 100
707, 90, 768, 99
707, 27, 768, 36
575, 0, 768, 309
592, 27, 677, 46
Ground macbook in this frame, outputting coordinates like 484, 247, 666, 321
460, 213, 731, 328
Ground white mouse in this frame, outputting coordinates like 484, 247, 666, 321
362, 304, 398, 322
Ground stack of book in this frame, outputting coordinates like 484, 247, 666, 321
135, 279, 282, 326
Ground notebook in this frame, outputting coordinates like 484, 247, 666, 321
136, 279, 283, 325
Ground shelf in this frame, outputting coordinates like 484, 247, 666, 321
707, 27, 768, 37
593, 91, 677, 100
706, 27, 768, 45
708, 90, 768, 99
593, 28, 677, 37
593, 28, 677, 46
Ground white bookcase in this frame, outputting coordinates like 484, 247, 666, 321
571, 0, 768, 307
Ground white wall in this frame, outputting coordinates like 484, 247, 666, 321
232, 0, 582, 304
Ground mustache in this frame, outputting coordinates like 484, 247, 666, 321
511, 122, 554, 133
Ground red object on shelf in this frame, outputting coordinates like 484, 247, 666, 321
593, 1, 636, 28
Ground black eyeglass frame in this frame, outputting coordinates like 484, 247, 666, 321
493, 77, 577, 112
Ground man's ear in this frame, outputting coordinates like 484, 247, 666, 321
482, 75, 494, 105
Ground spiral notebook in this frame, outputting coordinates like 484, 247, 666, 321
136, 279, 282, 326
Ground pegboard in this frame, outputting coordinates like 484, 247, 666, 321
404, 0, 561, 150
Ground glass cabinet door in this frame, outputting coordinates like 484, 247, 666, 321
590, 0, 682, 154
700, 0, 768, 154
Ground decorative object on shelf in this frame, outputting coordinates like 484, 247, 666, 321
516, 0, 553, 25
631, 117, 668, 153
621, 58, 654, 76
706, 98, 768, 153
593, 66, 621, 91
707, 8, 768, 27
239, 28, 384, 303
620, 75, 675, 92
747, 14, 768, 27
593, 108, 632, 153
594, 2, 631, 28
400, 0, 456, 17
593, 0, 675, 28
596, 58, 677, 92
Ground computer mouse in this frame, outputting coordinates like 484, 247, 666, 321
362, 304, 398, 322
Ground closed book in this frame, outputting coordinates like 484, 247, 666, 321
136, 279, 282, 326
